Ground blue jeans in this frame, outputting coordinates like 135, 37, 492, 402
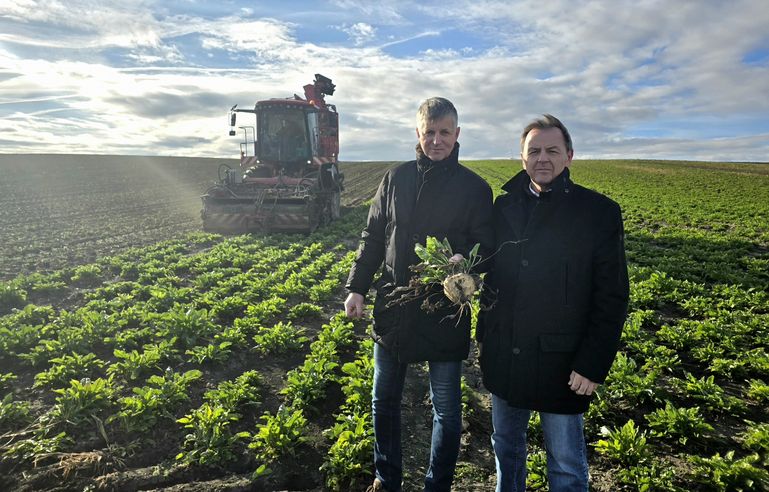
491, 394, 588, 492
372, 343, 463, 492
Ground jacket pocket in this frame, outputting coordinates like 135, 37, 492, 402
372, 293, 401, 351
538, 333, 582, 403
373, 290, 400, 327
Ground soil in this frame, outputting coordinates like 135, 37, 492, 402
3, 155, 764, 491
0, 152, 627, 491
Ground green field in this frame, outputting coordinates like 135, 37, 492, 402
1, 156, 768, 491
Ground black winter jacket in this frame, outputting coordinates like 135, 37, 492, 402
477, 169, 629, 414
346, 143, 494, 363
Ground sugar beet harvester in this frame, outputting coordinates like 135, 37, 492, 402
201, 74, 344, 233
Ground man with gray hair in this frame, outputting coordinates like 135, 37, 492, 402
344, 97, 494, 491
478, 114, 629, 491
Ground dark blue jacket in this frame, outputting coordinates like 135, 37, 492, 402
478, 169, 629, 414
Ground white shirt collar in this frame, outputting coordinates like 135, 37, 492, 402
528, 181, 540, 197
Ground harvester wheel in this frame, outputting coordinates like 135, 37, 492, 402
330, 191, 341, 220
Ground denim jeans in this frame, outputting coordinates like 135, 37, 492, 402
372, 343, 463, 492
491, 394, 588, 492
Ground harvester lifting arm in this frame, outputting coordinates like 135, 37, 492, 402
303, 74, 335, 108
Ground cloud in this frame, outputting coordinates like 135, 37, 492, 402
0, 0, 767, 162
340, 22, 377, 46
327, 0, 406, 24
105, 89, 225, 119
199, 19, 297, 57
0, 0, 161, 49
577, 133, 769, 162
125, 44, 185, 65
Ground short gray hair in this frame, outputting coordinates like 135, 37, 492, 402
416, 97, 458, 128
520, 114, 573, 153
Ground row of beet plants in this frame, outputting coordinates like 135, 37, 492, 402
173, 312, 358, 477
321, 338, 376, 490
0, 209, 369, 488
0, 238, 339, 372
583, 268, 769, 489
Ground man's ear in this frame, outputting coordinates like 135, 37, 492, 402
415, 128, 421, 139
455, 126, 460, 139
566, 150, 574, 167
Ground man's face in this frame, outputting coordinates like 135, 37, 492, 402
521, 127, 573, 192
417, 116, 460, 162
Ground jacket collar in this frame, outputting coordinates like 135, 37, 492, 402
415, 142, 460, 174
499, 168, 571, 238
502, 167, 572, 198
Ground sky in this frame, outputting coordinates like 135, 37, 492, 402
1, 0, 768, 163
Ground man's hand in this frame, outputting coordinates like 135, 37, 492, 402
344, 292, 365, 319
568, 371, 599, 396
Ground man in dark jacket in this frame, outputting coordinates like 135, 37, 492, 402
344, 97, 494, 492
477, 114, 629, 491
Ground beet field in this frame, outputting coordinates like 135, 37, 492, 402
0, 155, 768, 491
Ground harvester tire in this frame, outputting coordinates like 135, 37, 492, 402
330, 191, 341, 220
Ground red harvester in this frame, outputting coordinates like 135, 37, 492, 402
201, 74, 343, 233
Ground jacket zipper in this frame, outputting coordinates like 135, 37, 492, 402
522, 198, 540, 237
564, 263, 569, 306
416, 164, 435, 205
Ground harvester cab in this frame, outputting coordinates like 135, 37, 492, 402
201, 74, 344, 233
